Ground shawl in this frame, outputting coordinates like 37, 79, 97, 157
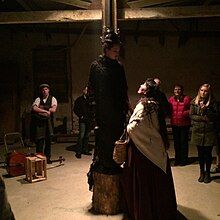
127, 100, 168, 173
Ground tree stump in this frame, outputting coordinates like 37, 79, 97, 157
92, 171, 122, 215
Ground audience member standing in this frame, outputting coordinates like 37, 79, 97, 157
73, 86, 95, 158
169, 85, 191, 166
190, 83, 217, 183
154, 77, 171, 149
31, 84, 57, 164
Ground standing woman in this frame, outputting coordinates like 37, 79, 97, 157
121, 78, 177, 220
190, 83, 217, 183
169, 85, 191, 166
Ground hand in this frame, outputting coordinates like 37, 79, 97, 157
199, 101, 206, 110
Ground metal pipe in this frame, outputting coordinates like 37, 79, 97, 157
102, 0, 118, 34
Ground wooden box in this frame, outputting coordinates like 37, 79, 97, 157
25, 155, 47, 183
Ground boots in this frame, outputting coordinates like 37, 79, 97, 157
204, 172, 211, 184
198, 172, 205, 182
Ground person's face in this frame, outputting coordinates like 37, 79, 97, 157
83, 87, 88, 95
138, 82, 147, 95
106, 44, 120, 60
41, 87, 50, 97
174, 86, 182, 97
199, 86, 209, 98
154, 78, 161, 86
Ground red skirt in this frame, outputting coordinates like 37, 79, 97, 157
121, 142, 177, 220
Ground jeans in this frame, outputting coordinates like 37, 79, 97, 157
172, 125, 190, 164
76, 122, 90, 154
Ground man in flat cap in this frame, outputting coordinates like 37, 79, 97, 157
31, 84, 58, 164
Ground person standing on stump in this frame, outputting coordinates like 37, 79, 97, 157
88, 29, 130, 174
87, 29, 130, 214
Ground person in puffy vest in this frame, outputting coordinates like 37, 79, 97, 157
31, 84, 58, 164
169, 84, 191, 166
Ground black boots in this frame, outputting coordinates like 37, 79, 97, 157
198, 171, 211, 183
204, 172, 211, 183
198, 172, 205, 182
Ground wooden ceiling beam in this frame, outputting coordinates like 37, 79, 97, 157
0, 6, 220, 24
0, 10, 101, 24
127, 0, 185, 8
49, 0, 91, 9
120, 5, 220, 20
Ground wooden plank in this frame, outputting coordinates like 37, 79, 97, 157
0, 6, 220, 24
127, 0, 180, 8
49, 0, 91, 9
0, 10, 101, 24
120, 5, 220, 20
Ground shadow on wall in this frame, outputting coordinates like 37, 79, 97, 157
177, 205, 212, 220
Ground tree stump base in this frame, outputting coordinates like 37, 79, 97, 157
92, 171, 122, 215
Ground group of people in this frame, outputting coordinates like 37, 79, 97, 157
26, 29, 219, 220
168, 83, 219, 184
85, 29, 220, 219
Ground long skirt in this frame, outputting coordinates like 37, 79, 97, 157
121, 142, 177, 220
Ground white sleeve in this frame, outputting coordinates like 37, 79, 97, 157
32, 97, 40, 107
52, 97, 58, 107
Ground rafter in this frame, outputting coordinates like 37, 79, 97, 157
127, 0, 184, 8
49, 0, 91, 9
120, 5, 220, 20
0, 6, 220, 24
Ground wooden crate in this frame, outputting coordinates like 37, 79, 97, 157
25, 155, 47, 183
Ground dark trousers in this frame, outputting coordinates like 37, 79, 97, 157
172, 125, 190, 165
197, 145, 213, 173
76, 122, 90, 154
36, 129, 51, 159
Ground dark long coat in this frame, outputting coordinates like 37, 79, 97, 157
190, 99, 218, 146
88, 55, 129, 173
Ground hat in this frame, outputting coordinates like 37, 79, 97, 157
101, 28, 121, 45
39, 84, 50, 89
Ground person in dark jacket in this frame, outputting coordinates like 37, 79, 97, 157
88, 29, 130, 174
190, 83, 217, 183
211, 101, 220, 173
169, 85, 191, 166
73, 86, 95, 158
31, 84, 58, 164
154, 77, 171, 149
